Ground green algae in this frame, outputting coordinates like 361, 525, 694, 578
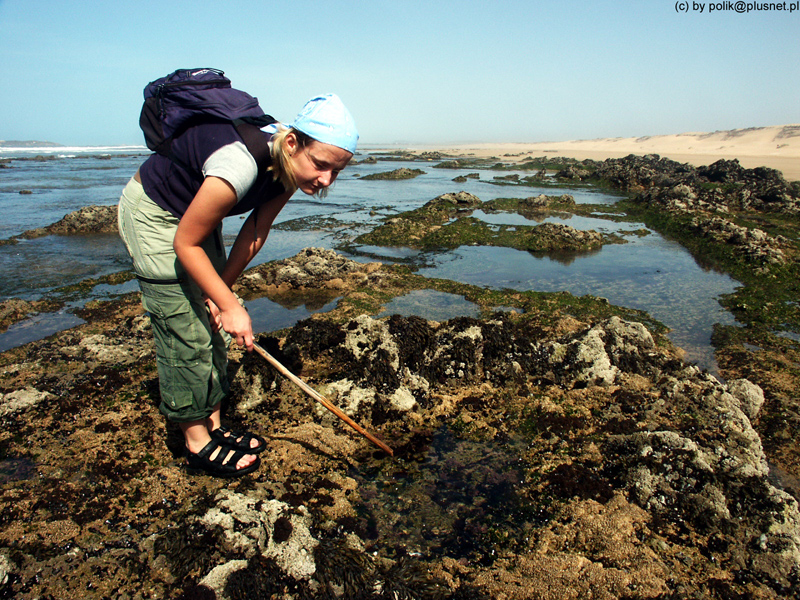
47, 269, 137, 301
361, 167, 426, 181
273, 215, 359, 232
617, 199, 800, 334
423, 217, 618, 251
352, 194, 624, 253
433, 158, 504, 170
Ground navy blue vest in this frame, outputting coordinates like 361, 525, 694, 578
139, 121, 286, 218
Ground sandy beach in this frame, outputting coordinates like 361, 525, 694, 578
400, 124, 800, 181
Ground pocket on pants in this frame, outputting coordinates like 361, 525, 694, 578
159, 385, 195, 411
142, 284, 208, 367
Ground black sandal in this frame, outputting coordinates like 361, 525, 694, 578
186, 438, 261, 478
210, 425, 267, 454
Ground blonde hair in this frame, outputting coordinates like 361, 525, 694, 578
269, 127, 330, 199
268, 126, 299, 192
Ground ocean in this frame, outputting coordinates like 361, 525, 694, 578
0, 145, 739, 371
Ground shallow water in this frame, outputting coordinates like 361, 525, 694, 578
351, 427, 541, 562
378, 290, 483, 322
0, 307, 84, 353
416, 243, 739, 372
248, 295, 341, 334
0, 150, 740, 372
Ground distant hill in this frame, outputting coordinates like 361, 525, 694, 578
0, 140, 63, 148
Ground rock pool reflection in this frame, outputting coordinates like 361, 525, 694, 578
417, 235, 740, 374
247, 296, 341, 334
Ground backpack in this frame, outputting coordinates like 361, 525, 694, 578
139, 68, 277, 178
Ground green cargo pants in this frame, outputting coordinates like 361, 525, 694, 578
118, 176, 231, 422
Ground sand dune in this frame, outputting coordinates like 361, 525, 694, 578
411, 124, 800, 181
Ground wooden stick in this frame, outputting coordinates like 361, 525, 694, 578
252, 342, 394, 456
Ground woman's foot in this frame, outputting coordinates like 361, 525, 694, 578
209, 425, 267, 454
186, 437, 260, 478
181, 420, 259, 473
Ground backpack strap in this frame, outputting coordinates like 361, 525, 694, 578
233, 116, 275, 173
233, 117, 280, 240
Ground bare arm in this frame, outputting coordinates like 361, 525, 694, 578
173, 176, 255, 348
220, 189, 292, 288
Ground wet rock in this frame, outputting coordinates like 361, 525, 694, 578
493, 173, 520, 182
532, 222, 603, 251
727, 378, 765, 420
0, 386, 54, 417
541, 317, 656, 387
239, 247, 383, 296
18, 205, 119, 239
689, 215, 787, 266
360, 167, 425, 180
0, 549, 13, 585
60, 331, 152, 365
320, 379, 377, 416
478, 495, 672, 599
454, 173, 482, 183
293, 314, 661, 419
343, 314, 400, 370
198, 560, 248, 598
199, 490, 318, 580
2, 246, 798, 599
603, 363, 800, 591
591, 154, 799, 214
358, 192, 610, 253
521, 193, 576, 209
555, 165, 592, 181
417, 151, 447, 161
433, 191, 482, 208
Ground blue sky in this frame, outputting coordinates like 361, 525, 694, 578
1, 0, 798, 146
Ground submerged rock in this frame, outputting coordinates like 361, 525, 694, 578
0, 298, 61, 332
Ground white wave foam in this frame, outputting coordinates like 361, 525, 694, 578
0, 145, 149, 157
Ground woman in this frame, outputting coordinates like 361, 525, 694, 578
118, 93, 358, 477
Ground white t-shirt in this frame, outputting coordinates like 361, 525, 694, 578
201, 141, 259, 201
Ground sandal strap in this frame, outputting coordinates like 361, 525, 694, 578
188, 438, 246, 469
215, 425, 253, 441
211, 426, 266, 452
211, 446, 245, 467
195, 438, 222, 460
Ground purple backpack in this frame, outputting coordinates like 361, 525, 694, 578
139, 68, 276, 176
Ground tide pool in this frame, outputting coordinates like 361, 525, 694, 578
0, 150, 739, 373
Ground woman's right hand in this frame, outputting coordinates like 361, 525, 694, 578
205, 297, 223, 333
219, 303, 254, 351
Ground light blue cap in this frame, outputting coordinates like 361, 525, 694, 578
292, 93, 358, 154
